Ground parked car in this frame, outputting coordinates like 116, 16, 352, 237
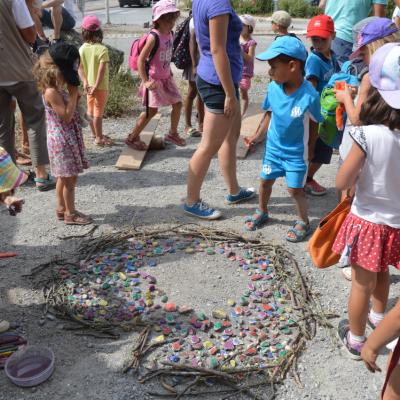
119, 0, 151, 7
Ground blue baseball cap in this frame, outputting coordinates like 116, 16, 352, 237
256, 35, 308, 62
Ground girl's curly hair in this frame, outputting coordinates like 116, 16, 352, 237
32, 51, 64, 92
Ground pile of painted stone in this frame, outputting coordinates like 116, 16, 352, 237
53, 235, 300, 370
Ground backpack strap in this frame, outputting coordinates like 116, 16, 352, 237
382, 339, 400, 398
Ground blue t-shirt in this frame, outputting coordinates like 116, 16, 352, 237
305, 50, 340, 94
325, 0, 388, 43
192, 0, 243, 85
263, 80, 323, 162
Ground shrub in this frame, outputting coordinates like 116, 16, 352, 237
279, 0, 318, 17
105, 70, 139, 118
386, 0, 395, 19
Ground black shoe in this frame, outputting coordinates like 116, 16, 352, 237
337, 319, 364, 361
34, 37, 50, 55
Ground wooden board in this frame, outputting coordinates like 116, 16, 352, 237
115, 114, 161, 170
237, 103, 264, 159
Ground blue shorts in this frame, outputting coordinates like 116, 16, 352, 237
260, 151, 307, 189
196, 75, 239, 114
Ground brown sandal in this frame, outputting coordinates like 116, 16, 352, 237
56, 210, 65, 221
64, 211, 92, 225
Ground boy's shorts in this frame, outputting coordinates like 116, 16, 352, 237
196, 75, 239, 114
87, 90, 108, 118
260, 151, 307, 189
311, 137, 333, 165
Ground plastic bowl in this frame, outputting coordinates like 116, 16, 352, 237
5, 345, 55, 387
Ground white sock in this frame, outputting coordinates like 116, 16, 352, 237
369, 309, 385, 325
349, 331, 365, 343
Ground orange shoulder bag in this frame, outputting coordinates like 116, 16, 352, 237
308, 196, 352, 269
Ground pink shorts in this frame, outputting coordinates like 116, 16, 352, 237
139, 76, 182, 108
332, 213, 400, 272
239, 76, 252, 91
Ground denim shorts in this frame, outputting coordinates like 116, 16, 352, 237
331, 37, 353, 67
196, 75, 239, 114
41, 7, 76, 31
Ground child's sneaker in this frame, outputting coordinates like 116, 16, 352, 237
304, 179, 327, 196
183, 200, 222, 220
225, 187, 255, 204
337, 319, 364, 360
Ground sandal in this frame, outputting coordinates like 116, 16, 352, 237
64, 211, 93, 226
34, 174, 56, 192
186, 127, 201, 137
165, 133, 186, 147
56, 210, 65, 221
244, 209, 269, 231
94, 137, 114, 147
15, 151, 31, 166
286, 220, 311, 243
125, 136, 148, 151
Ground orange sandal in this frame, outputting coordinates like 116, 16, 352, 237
165, 133, 186, 147
64, 211, 92, 225
125, 136, 148, 151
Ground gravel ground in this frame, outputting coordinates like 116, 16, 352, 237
1, 73, 399, 400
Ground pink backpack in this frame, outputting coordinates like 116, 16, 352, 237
129, 31, 160, 72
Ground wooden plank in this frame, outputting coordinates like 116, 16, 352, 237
237, 103, 264, 159
115, 114, 161, 170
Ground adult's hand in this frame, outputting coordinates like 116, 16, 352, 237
224, 95, 239, 119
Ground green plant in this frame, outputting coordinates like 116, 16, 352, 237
386, 0, 395, 19
231, 0, 273, 14
105, 70, 139, 118
278, 0, 317, 17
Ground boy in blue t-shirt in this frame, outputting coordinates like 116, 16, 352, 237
305, 15, 340, 196
245, 36, 323, 242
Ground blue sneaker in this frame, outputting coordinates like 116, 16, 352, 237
225, 187, 255, 204
183, 200, 222, 220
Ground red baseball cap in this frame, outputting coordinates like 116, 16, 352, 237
307, 15, 335, 39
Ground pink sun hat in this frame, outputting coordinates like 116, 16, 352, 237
152, 0, 179, 22
81, 15, 101, 31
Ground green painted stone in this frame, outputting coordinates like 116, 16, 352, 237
206, 248, 215, 255
239, 297, 249, 306
161, 295, 168, 303
279, 350, 287, 357
102, 283, 110, 290
214, 322, 223, 331
166, 314, 175, 325
198, 312, 207, 321
132, 293, 141, 300
209, 357, 219, 369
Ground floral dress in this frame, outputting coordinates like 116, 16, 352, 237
44, 91, 89, 178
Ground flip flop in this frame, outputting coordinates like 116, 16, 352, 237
64, 211, 93, 226
94, 137, 114, 147
0, 252, 18, 258
165, 133, 186, 147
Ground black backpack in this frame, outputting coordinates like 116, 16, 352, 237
172, 16, 192, 70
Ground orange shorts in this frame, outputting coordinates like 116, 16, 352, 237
87, 90, 108, 118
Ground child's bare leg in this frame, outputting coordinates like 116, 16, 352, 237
89, 115, 96, 138
383, 359, 400, 400
259, 179, 274, 213
288, 187, 308, 222
197, 97, 204, 132
56, 178, 66, 213
371, 269, 390, 314
61, 176, 77, 216
170, 101, 182, 135
19, 112, 29, 153
127, 107, 158, 148
184, 82, 197, 132
349, 265, 377, 336
93, 117, 108, 144
51, 5, 63, 40
240, 88, 249, 118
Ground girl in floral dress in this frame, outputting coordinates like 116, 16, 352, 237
33, 43, 92, 225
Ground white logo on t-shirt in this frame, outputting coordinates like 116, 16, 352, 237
262, 164, 272, 175
291, 106, 302, 118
